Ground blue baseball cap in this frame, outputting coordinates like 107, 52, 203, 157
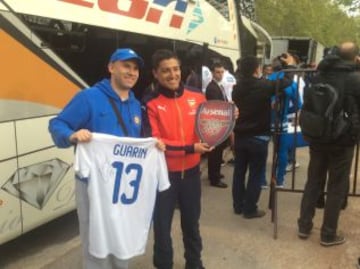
109, 48, 144, 67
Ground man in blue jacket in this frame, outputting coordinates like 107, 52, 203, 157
49, 48, 153, 269
268, 58, 302, 187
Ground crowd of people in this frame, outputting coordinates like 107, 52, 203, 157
48, 41, 360, 268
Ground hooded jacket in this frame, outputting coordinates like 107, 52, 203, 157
49, 79, 142, 148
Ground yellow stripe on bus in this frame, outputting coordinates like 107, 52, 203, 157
0, 30, 79, 108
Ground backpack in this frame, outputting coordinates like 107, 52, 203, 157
299, 79, 350, 143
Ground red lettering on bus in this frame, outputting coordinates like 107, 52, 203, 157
59, 0, 185, 29
146, 8, 162, 24
170, 14, 183, 28
98, 0, 148, 19
58, 0, 94, 8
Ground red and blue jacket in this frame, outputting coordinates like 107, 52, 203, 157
144, 84, 205, 172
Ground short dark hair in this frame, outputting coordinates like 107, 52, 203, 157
262, 64, 271, 70
210, 61, 223, 72
239, 56, 259, 77
152, 49, 180, 70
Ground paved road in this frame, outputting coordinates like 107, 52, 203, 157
1, 148, 360, 269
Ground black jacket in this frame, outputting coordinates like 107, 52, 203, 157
310, 55, 360, 146
205, 80, 227, 101
232, 75, 292, 137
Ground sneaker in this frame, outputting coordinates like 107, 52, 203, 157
210, 181, 228, 188
243, 210, 266, 219
276, 184, 284, 189
261, 185, 269, 190
298, 230, 311, 239
320, 234, 346, 247
286, 162, 300, 172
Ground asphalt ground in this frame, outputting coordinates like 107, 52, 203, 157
2, 146, 360, 269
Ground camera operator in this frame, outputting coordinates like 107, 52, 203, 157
231, 54, 296, 218
268, 52, 303, 188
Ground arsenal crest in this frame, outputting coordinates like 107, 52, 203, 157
195, 101, 235, 147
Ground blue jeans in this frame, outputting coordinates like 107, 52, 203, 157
232, 136, 269, 215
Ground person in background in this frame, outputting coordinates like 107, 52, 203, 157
205, 61, 228, 188
269, 53, 302, 188
49, 48, 159, 269
231, 55, 295, 218
144, 49, 211, 269
298, 42, 360, 246
262, 64, 273, 78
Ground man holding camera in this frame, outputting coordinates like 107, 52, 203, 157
231, 55, 295, 218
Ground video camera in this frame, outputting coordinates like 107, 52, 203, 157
324, 46, 340, 57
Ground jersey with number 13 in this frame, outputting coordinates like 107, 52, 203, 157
75, 133, 170, 259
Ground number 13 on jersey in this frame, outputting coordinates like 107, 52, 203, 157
112, 161, 143, 205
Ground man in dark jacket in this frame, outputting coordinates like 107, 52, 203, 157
298, 42, 360, 246
231, 55, 295, 218
205, 61, 228, 188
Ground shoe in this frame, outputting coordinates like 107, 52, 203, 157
243, 210, 266, 219
234, 208, 242, 215
320, 234, 346, 247
298, 230, 311, 239
210, 181, 228, 188
286, 162, 300, 172
261, 184, 269, 190
221, 159, 225, 167
276, 184, 284, 189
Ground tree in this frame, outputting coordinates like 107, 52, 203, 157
239, 0, 256, 20
255, 0, 360, 46
334, 0, 360, 12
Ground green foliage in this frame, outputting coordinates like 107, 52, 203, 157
255, 0, 360, 46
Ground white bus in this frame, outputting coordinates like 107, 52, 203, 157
0, 0, 267, 245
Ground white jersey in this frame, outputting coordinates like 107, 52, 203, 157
74, 133, 170, 259
221, 70, 237, 101
202, 65, 212, 93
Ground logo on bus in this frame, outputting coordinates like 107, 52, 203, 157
59, 0, 194, 30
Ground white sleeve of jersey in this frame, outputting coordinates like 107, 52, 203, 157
156, 151, 170, 192
74, 143, 91, 180
202, 66, 212, 93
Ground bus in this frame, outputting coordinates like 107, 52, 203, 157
0, 0, 268, 245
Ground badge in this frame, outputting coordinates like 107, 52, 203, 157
195, 101, 235, 147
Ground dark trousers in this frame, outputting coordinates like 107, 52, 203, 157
207, 141, 227, 184
153, 166, 203, 269
232, 136, 269, 215
298, 144, 354, 240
